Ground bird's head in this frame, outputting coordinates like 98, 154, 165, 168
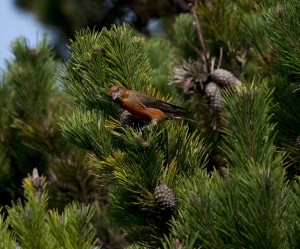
107, 85, 122, 101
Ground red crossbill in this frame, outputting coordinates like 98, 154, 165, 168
107, 85, 187, 124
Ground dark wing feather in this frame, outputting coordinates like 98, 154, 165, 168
135, 91, 186, 117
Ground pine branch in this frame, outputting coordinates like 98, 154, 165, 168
7, 173, 51, 249
173, 13, 198, 60
6, 169, 97, 249
47, 202, 96, 249
61, 25, 152, 115
165, 81, 291, 248
59, 24, 214, 246
98, 122, 209, 246
0, 35, 65, 206
144, 38, 177, 97
262, 0, 300, 77
6, 35, 58, 121
60, 108, 115, 158
221, 82, 284, 168
0, 209, 16, 249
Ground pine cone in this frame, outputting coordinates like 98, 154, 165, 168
210, 69, 242, 87
27, 48, 37, 58
171, 60, 208, 93
154, 184, 176, 209
92, 45, 103, 54
205, 82, 222, 111
120, 110, 142, 127
28, 168, 45, 195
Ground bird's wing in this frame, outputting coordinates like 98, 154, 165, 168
136, 92, 186, 116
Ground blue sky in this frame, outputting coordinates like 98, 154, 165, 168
0, 0, 49, 69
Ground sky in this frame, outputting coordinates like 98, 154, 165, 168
0, 0, 163, 71
0, 0, 49, 69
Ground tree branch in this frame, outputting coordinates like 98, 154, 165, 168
191, 2, 211, 72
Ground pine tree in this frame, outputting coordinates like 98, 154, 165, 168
59, 24, 210, 246
0, 168, 97, 249
0, 35, 60, 204
262, 0, 300, 177
14, 0, 190, 58
0, 36, 126, 248
163, 83, 293, 249
59, 1, 300, 248
0, 209, 16, 249
2, 0, 300, 248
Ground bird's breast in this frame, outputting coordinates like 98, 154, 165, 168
120, 97, 165, 122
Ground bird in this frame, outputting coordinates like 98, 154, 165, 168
107, 85, 188, 125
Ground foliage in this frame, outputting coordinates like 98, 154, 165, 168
173, 13, 197, 60
262, 0, 300, 77
0, 35, 59, 204
0, 209, 16, 249
144, 38, 177, 97
2, 171, 97, 249
57, 0, 300, 247
60, 24, 210, 246
14, 0, 190, 57
2, 0, 300, 248
0, 36, 126, 248
164, 83, 291, 248
261, 0, 300, 177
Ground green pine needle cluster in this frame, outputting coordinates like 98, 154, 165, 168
163, 84, 293, 249
221, 83, 282, 168
6, 36, 58, 121
0, 209, 16, 249
173, 13, 197, 59
262, 0, 300, 176
60, 24, 209, 246
0, 35, 61, 204
60, 108, 114, 157
262, 0, 300, 77
0, 34, 125, 248
59, 1, 300, 246
1, 0, 300, 248
1, 176, 97, 249
61, 25, 152, 114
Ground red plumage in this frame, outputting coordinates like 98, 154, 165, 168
107, 85, 187, 123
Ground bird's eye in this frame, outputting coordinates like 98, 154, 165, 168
111, 86, 120, 93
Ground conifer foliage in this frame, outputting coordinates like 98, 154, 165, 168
0, 36, 125, 248
1, 0, 300, 248
0, 35, 101, 209
58, 1, 300, 248
60, 25, 209, 246
262, 0, 300, 176
0, 168, 97, 249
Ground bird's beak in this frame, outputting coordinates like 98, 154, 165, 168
108, 91, 118, 101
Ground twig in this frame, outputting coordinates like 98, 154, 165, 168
185, 38, 205, 61
217, 47, 223, 69
191, 2, 211, 72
